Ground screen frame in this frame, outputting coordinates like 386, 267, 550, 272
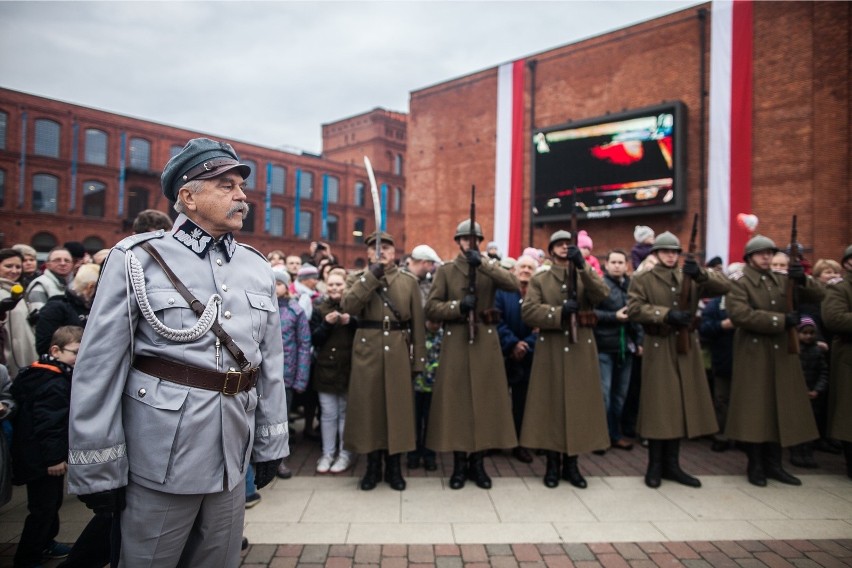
531, 100, 687, 223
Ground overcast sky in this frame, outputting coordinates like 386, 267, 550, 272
1, 1, 700, 155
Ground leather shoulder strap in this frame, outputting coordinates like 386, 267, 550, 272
139, 241, 251, 370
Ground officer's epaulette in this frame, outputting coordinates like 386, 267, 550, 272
237, 242, 268, 262
113, 229, 166, 252
729, 270, 744, 281
826, 276, 844, 286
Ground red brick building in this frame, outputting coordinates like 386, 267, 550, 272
407, 2, 850, 264
0, 88, 406, 268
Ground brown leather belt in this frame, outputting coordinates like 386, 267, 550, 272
359, 320, 410, 331
132, 355, 258, 396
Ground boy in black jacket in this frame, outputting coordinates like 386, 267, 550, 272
11, 325, 82, 568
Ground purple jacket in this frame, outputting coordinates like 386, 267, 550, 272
279, 297, 311, 392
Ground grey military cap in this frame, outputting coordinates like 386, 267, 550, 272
161, 138, 251, 201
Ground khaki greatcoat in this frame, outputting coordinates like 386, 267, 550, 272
627, 264, 729, 439
725, 266, 822, 446
341, 265, 426, 455
519, 264, 611, 454
821, 271, 852, 441
425, 255, 520, 452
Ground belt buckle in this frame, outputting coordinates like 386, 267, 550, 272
222, 371, 242, 396
382, 319, 391, 332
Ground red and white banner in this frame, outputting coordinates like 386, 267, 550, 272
706, 0, 753, 266
494, 59, 525, 259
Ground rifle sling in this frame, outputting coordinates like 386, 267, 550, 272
139, 241, 252, 370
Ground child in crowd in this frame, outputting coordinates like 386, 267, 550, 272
790, 317, 829, 469
11, 325, 83, 567
577, 230, 602, 275
311, 269, 357, 474
274, 269, 311, 480
631, 225, 654, 270
408, 319, 444, 471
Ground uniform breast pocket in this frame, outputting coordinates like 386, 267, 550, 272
246, 290, 276, 343
144, 290, 194, 345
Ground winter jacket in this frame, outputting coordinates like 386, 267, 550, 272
594, 272, 643, 356
310, 297, 357, 395
699, 296, 734, 378
279, 297, 311, 392
799, 342, 828, 394
34, 289, 90, 355
495, 288, 538, 385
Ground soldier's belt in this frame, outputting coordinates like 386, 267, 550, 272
133, 355, 259, 396
358, 320, 410, 331
642, 323, 674, 337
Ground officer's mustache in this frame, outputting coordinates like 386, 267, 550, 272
227, 202, 250, 218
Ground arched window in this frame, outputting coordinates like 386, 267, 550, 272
242, 159, 257, 190
394, 153, 403, 176
169, 144, 183, 159
129, 137, 151, 169
84, 129, 108, 165
326, 176, 339, 203
32, 173, 59, 213
326, 214, 339, 242
269, 207, 285, 236
0, 111, 7, 150
270, 165, 285, 195
354, 181, 365, 207
127, 187, 149, 221
298, 171, 313, 200
298, 211, 313, 240
241, 202, 256, 233
34, 119, 60, 157
32, 232, 58, 253
82, 180, 106, 217
82, 236, 106, 253
393, 187, 402, 212
0, 169, 5, 208
353, 217, 365, 244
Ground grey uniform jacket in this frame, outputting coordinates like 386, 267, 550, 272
67, 216, 289, 495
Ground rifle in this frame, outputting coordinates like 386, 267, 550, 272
786, 215, 800, 355
467, 185, 477, 343
676, 213, 699, 354
566, 187, 579, 344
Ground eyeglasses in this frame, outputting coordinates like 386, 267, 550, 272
61, 347, 79, 355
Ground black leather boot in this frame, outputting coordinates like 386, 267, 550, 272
746, 443, 767, 487
662, 439, 701, 488
384, 452, 406, 491
360, 450, 382, 491
544, 451, 560, 488
449, 451, 467, 490
645, 439, 664, 488
467, 451, 492, 489
561, 454, 587, 489
763, 443, 801, 485
844, 441, 852, 480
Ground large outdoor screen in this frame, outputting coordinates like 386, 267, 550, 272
532, 101, 685, 221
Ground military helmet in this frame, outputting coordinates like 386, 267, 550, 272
842, 244, 852, 265
454, 219, 484, 240
548, 230, 572, 252
743, 234, 778, 260
650, 231, 682, 252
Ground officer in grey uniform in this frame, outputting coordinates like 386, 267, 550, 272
67, 138, 289, 567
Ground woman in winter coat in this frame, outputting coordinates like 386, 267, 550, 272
0, 249, 37, 377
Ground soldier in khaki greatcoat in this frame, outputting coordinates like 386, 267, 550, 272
341, 231, 426, 491
627, 231, 730, 489
426, 220, 520, 490
821, 244, 852, 478
726, 235, 823, 487
520, 230, 610, 489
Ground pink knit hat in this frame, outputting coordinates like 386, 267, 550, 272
577, 230, 593, 251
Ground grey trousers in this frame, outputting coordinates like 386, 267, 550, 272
119, 479, 245, 567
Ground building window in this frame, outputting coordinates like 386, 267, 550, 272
32, 174, 59, 213
0, 169, 5, 208
326, 214, 339, 243
84, 129, 108, 165
298, 211, 313, 240
298, 171, 313, 200
129, 137, 151, 170
81, 180, 106, 217
0, 111, 7, 150
169, 145, 183, 159
353, 217, 365, 244
269, 207, 285, 236
393, 186, 402, 212
270, 166, 285, 195
241, 202, 255, 233
394, 153, 403, 176
354, 181, 365, 207
82, 236, 105, 253
127, 187, 148, 221
32, 231, 58, 253
242, 159, 257, 190
326, 176, 339, 203
34, 119, 61, 158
